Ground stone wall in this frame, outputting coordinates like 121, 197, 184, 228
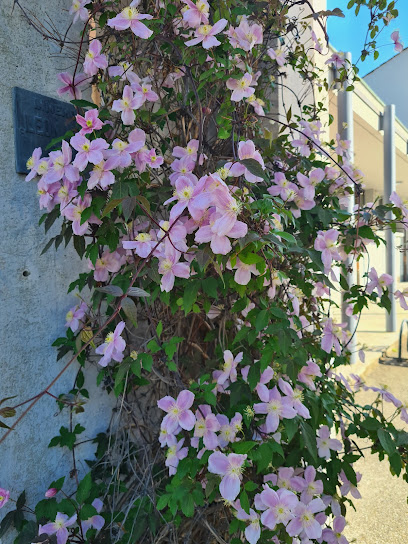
0, 0, 115, 535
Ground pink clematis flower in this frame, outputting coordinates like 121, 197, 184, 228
339, 469, 362, 499
88, 157, 119, 190
95, 321, 126, 367
81, 498, 105, 534
157, 390, 196, 433
254, 385, 297, 433
226, 73, 255, 102
234, 504, 261, 544
234, 19, 263, 51
83, 40, 108, 76
216, 350, 243, 386
286, 498, 326, 539
268, 172, 297, 201
185, 19, 228, 49
321, 318, 346, 356
235, 140, 265, 183
264, 467, 305, 492
300, 466, 323, 503
63, 195, 101, 236
246, 94, 265, 116
260, 487, 298, 530
394, 289, 408, 310
70, 134, 109, 171
227, 258, 260, 285
130, 80, 159, 106
325, 51, 345, 69
65, 301, 87, 332
298, 360, 322, 390
158, 241, 190, 292
88, 250, 123, 282
322, 516, 348, 544
166, 437, 188, 475
267, 47, 287, 66
172, 139, 199, 160
0, 488, 10, 509
391, 30, 404, 53
145, 149, 164, 168
314, 229, 342, 272
107, 1, 153, 39
25, 147, 43, 181
112, 85, 141, 125
123, 232, 156, 258
194, 404, 221, 450
316, 425, 342, 460
57, 72, 87, 100
39, 512, 77, 544
366, 267, 393, 296
69, 0, 88, 23
182, 0, 209, 28
278, 378, 310, 419
208, 451, 247, 501
76, 109, 103, 135
44, 141, 79, 184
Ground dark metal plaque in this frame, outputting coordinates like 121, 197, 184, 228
13, 87, 76, 174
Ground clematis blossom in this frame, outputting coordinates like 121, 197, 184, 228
112, 85, 141, 125
157, 390, 196, 433
185, 19, 228, 49
194, 404, 221, 450
69, 0, 88, 22
166, 437, 188, 475
158, 241, 190, 292
286, 498, 326, 539
226, 73, 255, 101
81, 498, 105, 534
57, 72, 87, 99
267, 47, 287, 66
65, 301, 87, 332
39, 512, 77, 544
316, 425, 342, 459
107, 1, 153, 39
88, 250, 123, 282
234, 504, 261, 544
260, 487, 298, 530
0, 488, 10, 509
95, 321, 126, 367
391, 30, 404, 52
76, 109, 104, 135
254, 385, 296, 433
208, 451, 247, 501
182, 0, 209, 28
83, 40, 108, 76
70, 134, 109, 171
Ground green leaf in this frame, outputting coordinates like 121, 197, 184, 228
377, 429, 395, 456
79, 504, 98, 520
121, 298, 138, 327
127, 287, 150, 297
16, 491, 26, 510
300, 421, 318, 462
180, 493, 194, 517
240, 158, 268, 181
76, 472, 92, 504
96, 285, 123, 297
183, 281, 200, 314
71, 99, 97, 108
0, 511, 14, 538
232, 441, 257, 454
101, 198, 125, 218
239, 490, 250, 514
255, 310, 269, 332
156, 494, 169, 510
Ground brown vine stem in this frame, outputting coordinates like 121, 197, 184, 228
0, 220, 181, 445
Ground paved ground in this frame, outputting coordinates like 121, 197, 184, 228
332, 283, 408, 542
343, 361, 408, 544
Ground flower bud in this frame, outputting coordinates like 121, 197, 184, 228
45, 488, 58, 498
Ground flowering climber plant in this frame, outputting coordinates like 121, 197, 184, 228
2, 1, 408, 544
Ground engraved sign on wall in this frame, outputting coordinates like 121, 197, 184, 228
13, 87, 76, 174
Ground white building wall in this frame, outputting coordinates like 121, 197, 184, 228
0, 0, 115, 533
365, 49, 408, 128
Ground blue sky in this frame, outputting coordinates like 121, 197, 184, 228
327, 0, 408, 76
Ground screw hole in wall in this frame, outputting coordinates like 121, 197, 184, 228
22, 270, 30, 277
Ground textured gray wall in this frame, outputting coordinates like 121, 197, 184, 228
0, 0, 114, 531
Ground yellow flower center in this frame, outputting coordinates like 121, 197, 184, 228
82, 143, 90, 152
26, 156, 34, 169
86, 119, 93, 127
66, 311, 73, 321
105, 332, 114, 344
122, 7, 139, 19
199, 25, 211, 36
135, 232, 152, 242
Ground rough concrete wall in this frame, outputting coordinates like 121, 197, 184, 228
0, 0, 115, 531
